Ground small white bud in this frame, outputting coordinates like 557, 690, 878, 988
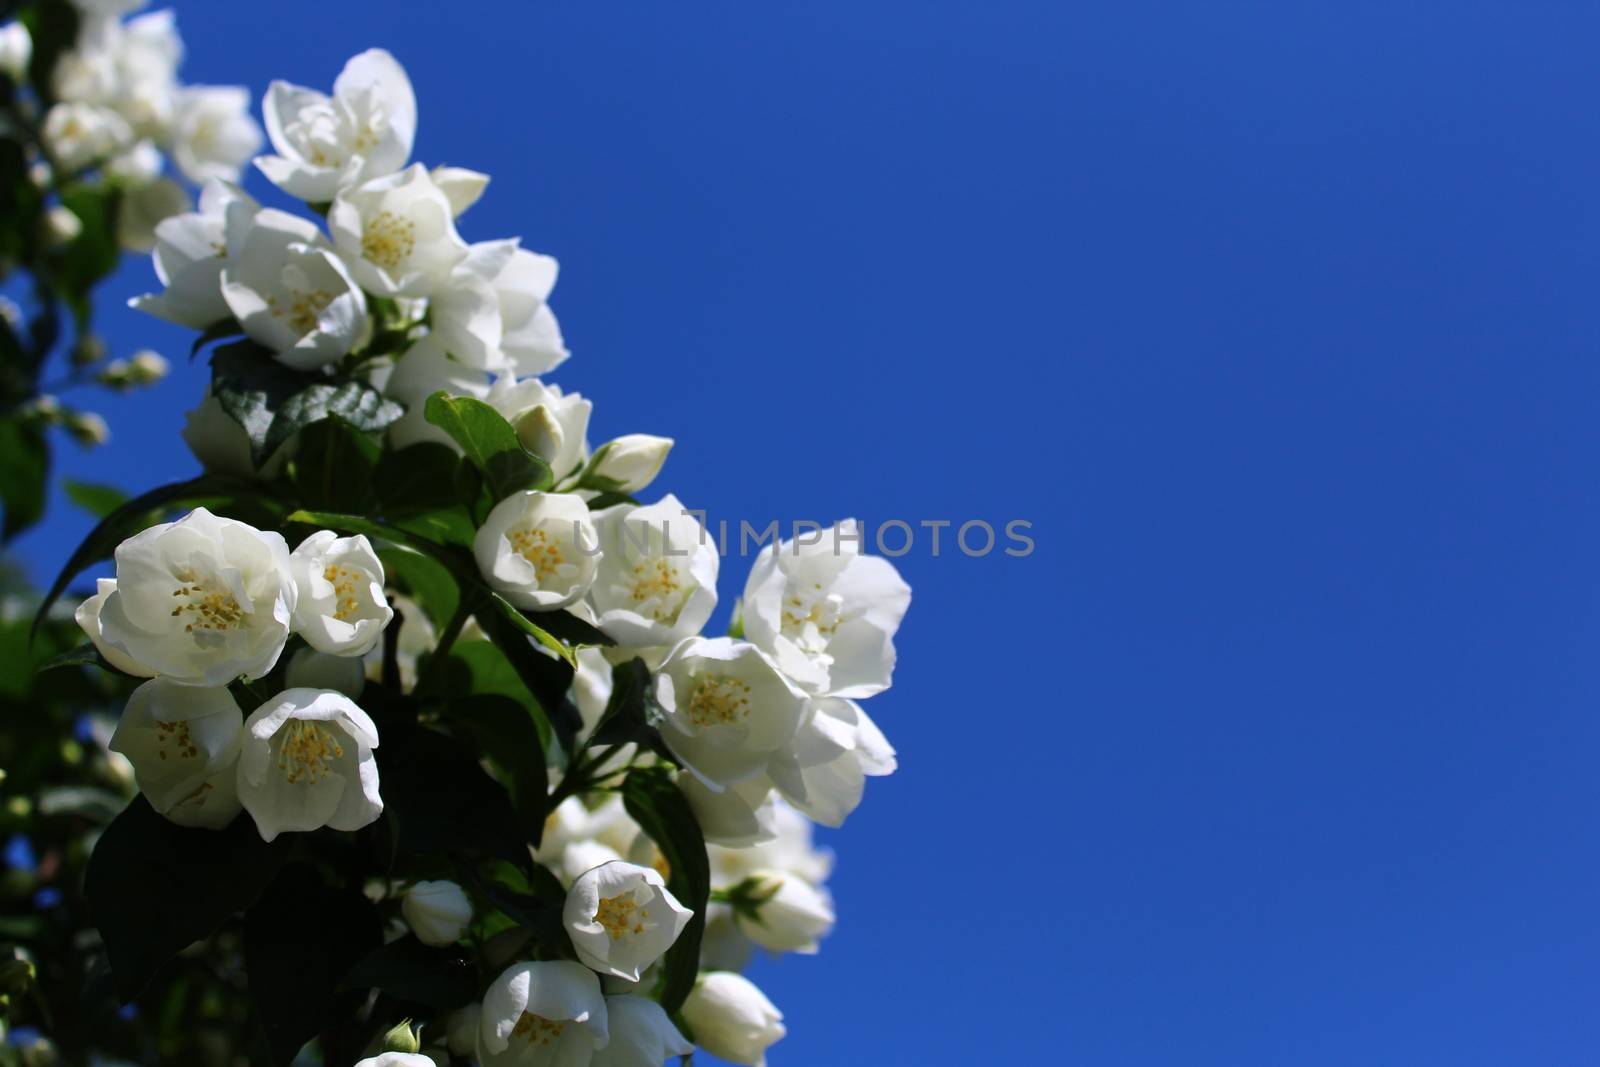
588, 434, 673, 494
66, 410, 109, 446
43, 205, 81, 246
0, 22, 32, 84
401, 880, 473, 946
127, 349, 169, 384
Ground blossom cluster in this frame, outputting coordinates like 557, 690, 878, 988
71, 45, 913, 1067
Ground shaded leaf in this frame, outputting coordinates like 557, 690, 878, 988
380, 728, 529, 872
621, 767, 710, 1014
0, 419, 47, 541
338, 935, 476, 1011
189, 318, 244, 360
450, 694, 549, 842
486, 591, 577, 667
62, 479, 128, 519
291, 416, 379, 513
423, 391, 552, 502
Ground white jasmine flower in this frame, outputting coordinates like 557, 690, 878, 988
734, 869, 834, 955
236, 687, 382, 842
221, 207, 368, 369
680, 972, 785, 1067
383, 333, 491, 449
558, 839, 625, 888
432, 165, 489, 217
41, 102, 130, 170
768, 696, 896, 827
354, 1055, 434, 1067
585, 435, 672, 495
68, 0, 149, 19
180, 386, 293, 479
486, 376, 591, 481
288, 531, 393, 657
447, 1004, 482, 1057
329, 163, 468, 297
588, 495, 718, 650
741, 519, 911, 697
432, 242, 568, 376
591, 996, 692, 1067
116, 178, 189, 254
653, 638, 809, 790
679, 774, 778, 847
104, 140, 163, 186
257, 48, 416, 202
75, 578, 156, 678
710, 797, 833, 889
402, 879, 473, 946
479, 960, 608, 1067
563, 861, 693, 981
0, 22, 33, 84
108, 678, 243, 830
130, 178, 258, 330
495, 248, 569, 377
474, 491, 599, 611
285, 647, 366, 697
88, 507, 296, 686
171, 85, 262, 184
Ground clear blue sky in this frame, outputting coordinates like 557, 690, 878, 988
16, 1, 1600, 1063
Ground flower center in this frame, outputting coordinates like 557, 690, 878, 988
688, 674, 752, 727
595, 890, 650, 940
361, 210, 416, 271
323, 563, 364, 621
154, 719, 199, 761
170, 576, 244, 633
510, 526, 564, 581
512, 1012, 566, 1047
277, 721, 345, 785
780, 581, 844, 657
265, 286, 334, 335
627, 557, 687, 622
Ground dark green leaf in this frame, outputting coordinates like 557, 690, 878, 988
86, 798, 287, 1002
380, 728, 530, 872
189, 318, 244, 360
338, 935, 476, 1011
378, 546, 459, 630
621, 767, 710, 1014
0, 419, 47, 541
374, 442, 463, 515
589, 658, 662, 750
37, 641, 113, 673
486, 591, 577, 667
244, 864, 382, 1066
33, 474, 248, 639
457, 863, 565, 945
422, 392, 552, 502
52, 183, 122, 326
582, 490, 641, 512
23, 1, 79, 105
473, 596, 582, 756
449, 694, 549, 842
62, 479, 128, 519
291, 416, 380, 513
285, 510, 469, 577
212, 341, 403, 466
529, 608, 615, 648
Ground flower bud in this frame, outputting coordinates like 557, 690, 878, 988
733, 868, 834, 954
127, 349, 169, 384
42, 205, 81, 246
65, 410, 108, 446
70, 334, 105, 366
401, 880, 473, 946
588, 434, 673, 494
381, 1019, 421, 1055
104, 140, 163, 186
681, 971, 786, 1066
0, 22, 32, 84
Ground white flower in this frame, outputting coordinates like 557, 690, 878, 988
474, 491, 599, 611
495, 248, 569, 377
108, 678, 243, 830
61, 10, 182, 139
116, 178, 189, 254
591, 996, 692, 1067
433, 165, 489, 217
383, 333, 491, 449
557, 839, 624, 888
221, 207, 368, 369
171, 85, 262, 184
479, 960, 608, 1067
680, 972, 784, 1067
709, 797, 833, 889
563, 861, 693, 981
585, 436, 672, 495
734, 869, 834, 955
0, 22, 33, 83
257, 48, 416, 202
329, 163, 468, 297
447, 1004, 482, 1057
654, 638, 809, 790
130, 178, 259, 330
429, 239, 517, 369
69, 0, 148, 18
741, 519, 911, 697
486, 376, 591, 481
402, 880, 473, 946
353, 1055, 434, 1067
43, 205, 81, 245
767, 696, 896, 827
41, 102, 131, 170
588, 496, 718, 650
679, 774, 778, 847
88, 507, 296, 686
288, 531, 393, 656
236, 687, 382, 842
75, 579, 155, 678
104, 140, 162, 185
363, 593, 436, 689
285, 647, 366, 697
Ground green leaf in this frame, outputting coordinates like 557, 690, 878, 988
22, 1, 79, 105
422, 392, 552, 502
212, 340, 403, 466
589, 658, 664, 752
62, 479, 128, 519
51, 183, 122, 327
290, 416, 380, 513
86, 798, 287, 1002
0, 419, 47, 541
381, 728, 531, 872
374, 442, 464, 515
189, 318, 244, 360
473, 596, 582, 756
581, 490, 642, 512
449, 694, 550, 842
36, 640, 117, 674
33, 474, 248, 639
378, 546, 459, 630
285, 510, 469, 577
338, 935, 476, 1011
486, 591, 578, 668
244, 864, 382, 1066
621, 767, 710, 1014
458, 863, 565, 945
529, 608, 615, 648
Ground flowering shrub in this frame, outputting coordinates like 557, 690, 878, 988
9, 22, 912, 1067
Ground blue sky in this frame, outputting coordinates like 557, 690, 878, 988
15, 1, 1600, 1063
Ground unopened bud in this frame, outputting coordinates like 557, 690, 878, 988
381, 1019, 422, 1055
65, 410, 108, 447
70, 334, 105, 366
0, 22, 31, 85
42, 204, 81, 245
127, 349, 169, 385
